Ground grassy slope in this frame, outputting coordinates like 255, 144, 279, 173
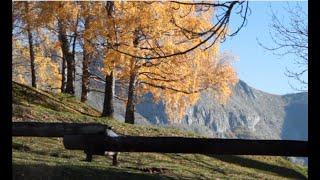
12, 82, 308, 180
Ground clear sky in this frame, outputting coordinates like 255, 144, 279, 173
220, 1, 308, 95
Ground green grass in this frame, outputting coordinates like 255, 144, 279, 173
12, 81, 308, 179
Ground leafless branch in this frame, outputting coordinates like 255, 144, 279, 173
257, 2, 308, 89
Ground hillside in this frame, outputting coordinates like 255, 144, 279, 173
12, 82, 307, 179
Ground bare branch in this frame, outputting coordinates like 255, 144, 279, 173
257, 2, 308, 88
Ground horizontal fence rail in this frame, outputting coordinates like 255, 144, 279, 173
12, 122, 108, 137
12, 122, 308, 157
108, 137, 308, 156
64, 135, 308, 157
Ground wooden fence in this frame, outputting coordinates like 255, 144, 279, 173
12, 122, 308, 162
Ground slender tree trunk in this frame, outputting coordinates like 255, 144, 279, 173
65, 55, 75, 95
58, 20, 74, 95
125, 30, 140, 124
27, 28, 36, 88
102, 70, 114, 118
72, 44, 76, 92
81, 46, 89, 102
101, 2, 116, 117
24, 2, 36, 88
72, 16, 78, 91
125, 71, 136, 124
81, 17, 90, 102
61, 58, 66, 92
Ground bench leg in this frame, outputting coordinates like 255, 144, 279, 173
85, 153, 92, 162
112, 153, 118, 166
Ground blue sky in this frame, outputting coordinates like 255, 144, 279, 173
220, 1, 308, 95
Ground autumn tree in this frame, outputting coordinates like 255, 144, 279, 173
13, 2, 62, 91
48, 2, 243, 121
37, 1, 81, 94
140, 51, 238, 123
105, 1, 249, 60
12, 25, 62, 91
109, 46, 238, 124
99, 1, 117, 117
56, 2, 79, 94
101, 2, 239, 124
13, 1, 38, 88
78, 2, 103, 102
12, 1, 246, 123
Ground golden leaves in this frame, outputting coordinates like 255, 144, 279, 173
13, 1, 238, 123
134, 46, 238, 122
98, 1, 237, 123
35, 56, 62, 91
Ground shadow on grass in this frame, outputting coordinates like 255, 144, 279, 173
158, 154, 226, 179
13, 163, 174, 180
13, 81, 99, 117
208, 155, 307, 179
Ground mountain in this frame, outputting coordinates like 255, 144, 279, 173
85, 79, 308, 166
86, 79, 308, 140
137, 80, 307, 141
136, 80, 308, 166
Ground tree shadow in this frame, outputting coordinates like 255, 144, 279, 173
208, 155, 307, 179
13, 163, 173, 180
13, 81, 99, 117
161, 154, 227, 179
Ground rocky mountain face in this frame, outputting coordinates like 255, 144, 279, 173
85, 79, 307, 139
135, 80, 307, 139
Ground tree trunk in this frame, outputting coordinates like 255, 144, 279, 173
125, 71, 136, 124
81, 46, 89, 102
81, 17, 91, 102
58, 20, 74, 95
124, 30, 139, 124
101, 70, 115, 118
101, 1, 116, 117
24, 2, 36, 88
27, 28, 36, 88
61, 58, 66, 92
101, 3, 116, 117
72, 47, 76, 93
65, 54, 75, 95
72, 17, 78, 92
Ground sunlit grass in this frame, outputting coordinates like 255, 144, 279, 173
12, 82, 307, 179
